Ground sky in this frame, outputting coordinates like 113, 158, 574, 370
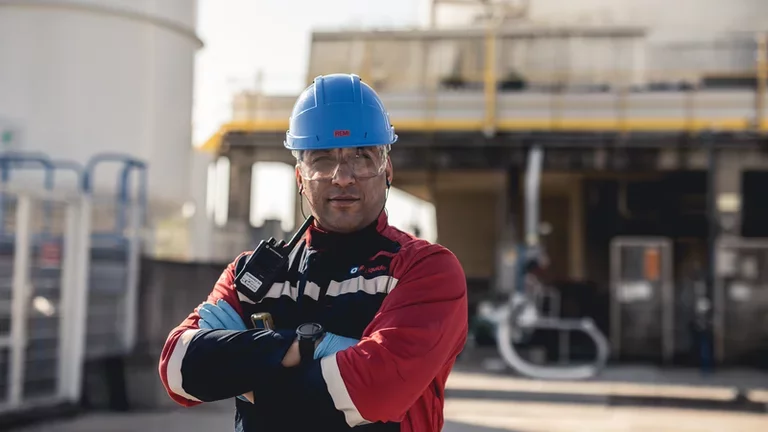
192, 0, 425, 146
194, 0, 437, 241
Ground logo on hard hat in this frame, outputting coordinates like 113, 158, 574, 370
334, 130, 351, 137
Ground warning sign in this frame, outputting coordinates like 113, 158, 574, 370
644, 247, 660, 282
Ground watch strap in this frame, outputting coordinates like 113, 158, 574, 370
299, 336, 315, 364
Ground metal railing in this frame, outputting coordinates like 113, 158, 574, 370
0, 187, 91, 413
200, 32, 768, 152
0, 151, 146, 416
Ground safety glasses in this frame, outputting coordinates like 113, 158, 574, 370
296, 145, 389, 181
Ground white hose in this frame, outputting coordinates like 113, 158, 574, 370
490, 300, 610, 381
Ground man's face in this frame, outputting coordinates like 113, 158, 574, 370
296, 146, 392, 233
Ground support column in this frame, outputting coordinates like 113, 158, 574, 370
493, 166, 520, 293
713, 151, 742, 237
227, 149, 254, 224
568, 175, 585, 280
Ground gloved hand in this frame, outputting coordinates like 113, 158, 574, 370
314, 332, 359, 359
197, 299, 249, 402
198, 299, 247, 331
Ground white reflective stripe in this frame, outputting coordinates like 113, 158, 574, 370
303, 281, 322, 300
167, 329, 202, 402
261, 281, 296, 300
321, 354, 370, 427
249, 275, 399, 302
325, 275, 398, 298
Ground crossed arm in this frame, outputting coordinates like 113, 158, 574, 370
158, 245, 468, 426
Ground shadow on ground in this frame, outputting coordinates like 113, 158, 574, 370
445, 387, 767, 414
12, 410, 523, 432
444, 420, 521, 432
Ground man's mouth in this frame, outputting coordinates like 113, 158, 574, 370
328, 195, 359, 202
328, 196, 360, 207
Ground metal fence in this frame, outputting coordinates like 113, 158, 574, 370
84, 204, 142, 360
0, 152, 145, 416
0, 188, 91, 414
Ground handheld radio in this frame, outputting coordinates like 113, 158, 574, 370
234, 215, 315, 304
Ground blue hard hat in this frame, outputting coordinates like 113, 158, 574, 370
284, 73, 398, 151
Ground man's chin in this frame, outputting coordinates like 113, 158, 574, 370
320, 213, 364, 233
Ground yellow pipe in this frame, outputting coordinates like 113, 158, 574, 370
483, 24, 498, 135
198, 117, 757, 152
360, 39, 373, 83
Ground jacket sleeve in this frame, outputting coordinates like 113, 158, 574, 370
157, 252, 294, 405
269, 243, 468, 427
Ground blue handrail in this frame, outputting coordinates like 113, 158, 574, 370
82, 153, 148, 240
0, 152, 56, 235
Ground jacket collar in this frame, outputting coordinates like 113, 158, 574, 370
305, 211, 388, 251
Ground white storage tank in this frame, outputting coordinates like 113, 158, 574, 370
0, 0, 200, 216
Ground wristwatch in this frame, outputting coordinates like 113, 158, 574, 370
296, 322, 325, 365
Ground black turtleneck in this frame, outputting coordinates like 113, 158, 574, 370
305, 212, 396, 258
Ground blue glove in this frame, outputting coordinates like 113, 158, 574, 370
314, 332, 359, 359
198, 299, 247, 331
197, 299, 249, 402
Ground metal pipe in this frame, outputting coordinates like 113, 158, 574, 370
8, 196, 32, 405
705, 130, 718, 368
494, 296, 610, 380
485, 141, 610, 380
524, 145, 543, 246
483, 21, 499, 136
311, 26, 647, 42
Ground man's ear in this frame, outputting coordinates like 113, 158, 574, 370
385, 158, 393, 188
295, 166, 304, 194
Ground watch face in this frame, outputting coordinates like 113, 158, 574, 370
297, 322, 323, 338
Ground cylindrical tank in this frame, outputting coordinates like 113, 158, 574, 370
0, 0, 200, 210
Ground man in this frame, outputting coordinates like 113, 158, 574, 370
158, 73, 468, 431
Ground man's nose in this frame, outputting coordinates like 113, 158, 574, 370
331, 162, 356, 187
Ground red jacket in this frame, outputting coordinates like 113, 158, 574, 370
158, 212, 468, 431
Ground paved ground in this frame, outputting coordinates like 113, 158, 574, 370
14, 397, 768, 432
10, 348, 768, 431
454, 347, 768, 391
13, 367, 768, 432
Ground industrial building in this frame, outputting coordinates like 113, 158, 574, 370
0, 0, 766, 426
201, 0, 768, 368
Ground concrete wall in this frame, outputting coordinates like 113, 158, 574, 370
538, 173, 587, 281
136, 258, 229, 357
396, 170, 507, 279
434, 189, 500, 278
120, 257, 230, 409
